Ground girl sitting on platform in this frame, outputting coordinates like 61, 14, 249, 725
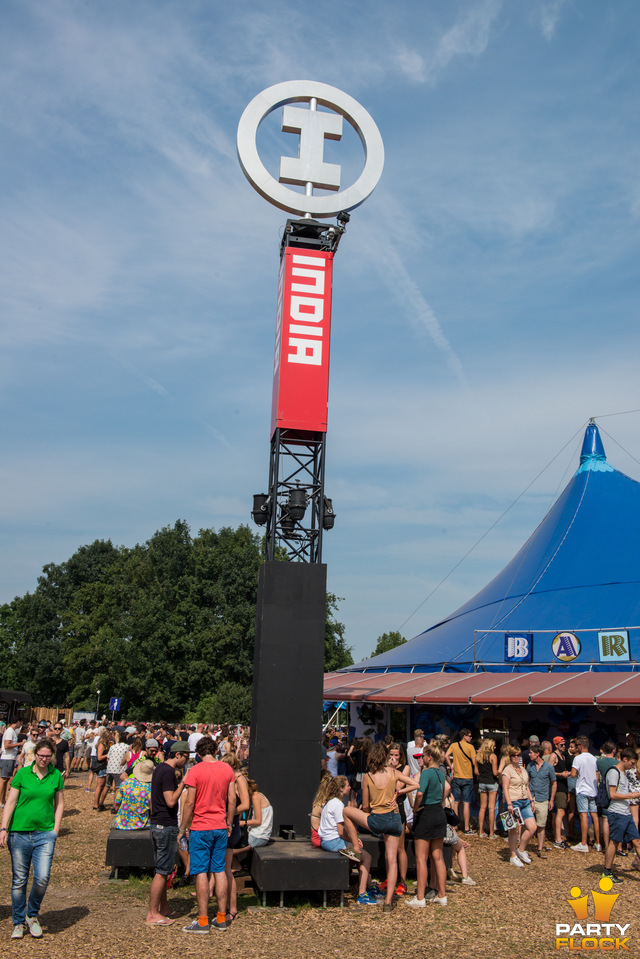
317, 776, 375, 906
310, 774, 336, 848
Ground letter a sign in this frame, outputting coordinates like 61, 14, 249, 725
598, 630, 630, 663
552, 632, 581, 662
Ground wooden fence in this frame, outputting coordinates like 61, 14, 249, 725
26, 706, 74, 726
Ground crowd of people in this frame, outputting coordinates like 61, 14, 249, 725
2, 715, 640, 937
317, 728, 640, 901
0, 717, 258, 937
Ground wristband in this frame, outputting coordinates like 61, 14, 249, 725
0, 827, 6, 831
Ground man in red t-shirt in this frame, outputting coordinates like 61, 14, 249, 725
179, 736, 235, 934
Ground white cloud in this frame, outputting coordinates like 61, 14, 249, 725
539, 0, 570, 41
427, 0, 502, 81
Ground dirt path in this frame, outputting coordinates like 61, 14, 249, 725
1, 775, 639, 958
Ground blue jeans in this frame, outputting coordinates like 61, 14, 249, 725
8, 830, 57, 925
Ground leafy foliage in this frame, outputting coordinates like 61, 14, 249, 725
325, 594, 353, 671
0, 522, 348, 719
369, 630, 407, 660
187, 682, 253, 725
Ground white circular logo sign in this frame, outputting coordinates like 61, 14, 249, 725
237, 81, 384, 218
552, 632, 581, 662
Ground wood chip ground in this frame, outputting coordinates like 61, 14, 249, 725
1, 776, 638, 958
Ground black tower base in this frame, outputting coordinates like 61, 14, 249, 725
249, 560, 326, 837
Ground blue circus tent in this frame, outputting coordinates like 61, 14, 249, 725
344, 422, 640, 675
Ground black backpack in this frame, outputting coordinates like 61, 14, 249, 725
596, 768, 620, 810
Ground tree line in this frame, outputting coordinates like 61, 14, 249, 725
0, 521, 353, 722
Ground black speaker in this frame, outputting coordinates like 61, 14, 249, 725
249, 561, 326, 837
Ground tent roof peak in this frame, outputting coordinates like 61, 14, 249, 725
578, 420, 611, 473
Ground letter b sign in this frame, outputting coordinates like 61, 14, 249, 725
505, 633, 533, 663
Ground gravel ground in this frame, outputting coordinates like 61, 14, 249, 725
1, 775, 639, 958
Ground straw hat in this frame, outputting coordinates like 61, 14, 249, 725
132, 760, 155, 783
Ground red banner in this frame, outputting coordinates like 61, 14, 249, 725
270, 247, 333, 437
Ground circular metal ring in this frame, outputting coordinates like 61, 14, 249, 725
237, 80, 384, 217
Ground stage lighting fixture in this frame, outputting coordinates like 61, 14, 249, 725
337, 211, 350, 225
279, 506, 295, 538
287, 487, 307, 521
252, 493, 270, 526
322, 497, 335, 530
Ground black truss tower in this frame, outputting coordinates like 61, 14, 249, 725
252, 215, 346, 564
249, 215, 347, 837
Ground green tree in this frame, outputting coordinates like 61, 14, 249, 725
0, 539, 122, 706
325, 593, 352, 671
370, 630, 406, 659
1, 522, 351, 715
189, 682, 253, 725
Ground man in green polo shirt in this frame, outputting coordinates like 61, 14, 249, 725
0, 737, 64, 939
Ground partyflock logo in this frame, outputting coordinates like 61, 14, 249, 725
555, 878, 631, 950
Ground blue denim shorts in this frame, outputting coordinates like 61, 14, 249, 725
189, 828, 228, 875
512, 798, 534, 821
367, 810, 403, 838
320, 836, 348, 852
451, 778, 475, 804
150, 823, 179, 875
478, 783, 498, 793
576, 794, 597, 814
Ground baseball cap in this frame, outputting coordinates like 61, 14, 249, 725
552, 736, 565, 745
170, 741, 190, 755
145, 739, 159, 749
528, 735, 540, 744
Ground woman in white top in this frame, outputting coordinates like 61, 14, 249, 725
230, 777, 274, 874
246, 780, 273, 848
318, 775, 374, 905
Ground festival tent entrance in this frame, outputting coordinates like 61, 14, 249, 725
324, 423, 640, 737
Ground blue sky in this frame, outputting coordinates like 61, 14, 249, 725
2, 0, 640, 663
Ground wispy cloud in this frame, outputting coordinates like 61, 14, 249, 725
539, 0, 570, 41
375, 242, 467, 387
428, 0, 502, 81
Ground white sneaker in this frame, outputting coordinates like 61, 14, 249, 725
11, 925, 25, 940
432, 896, 447, 906
516, 849, 532, 864
447, 868, 458, 881
406, 897, 426, 908
570, 842, 589, 852
595, 844, 603, 852
25, 917, 42, 938
510, 856, 525, 867
461, 876, 477, 885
